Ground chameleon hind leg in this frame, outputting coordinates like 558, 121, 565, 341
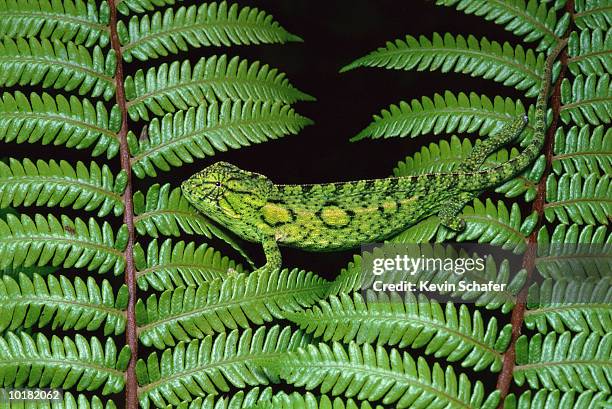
438, 115, 528, 231
256, 236, 282, 273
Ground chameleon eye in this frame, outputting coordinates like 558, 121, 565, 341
215, 182, 221, 187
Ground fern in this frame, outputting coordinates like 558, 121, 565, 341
552, 125, 612, 176
134, 238, 244, 291
0, 331, 130, 394
567, 28, 611, 76
0, 37, 115, 99
0, 158, 126, 216
120, 2, 302, 62
287, 290, 511, 372
574, 0, 612, 30
137, 269, 329, 349
0, 272, 127, 335
514, 331, 612, 393
124, 55, 314, 121
504, 389, 612, 409
137, 326, 308, 409
0, 0, 110, 47
525, 277, 612, 335
0, 92, 121, 158
544, 173, 610, 225
560, 73, 611, 126
130, 101, 312, 178
270, 340, 501, 409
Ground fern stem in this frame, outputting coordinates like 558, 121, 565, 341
108, 0, 138, 407
495, 2, 575, 405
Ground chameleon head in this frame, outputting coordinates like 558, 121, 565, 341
181, 161, 273, 229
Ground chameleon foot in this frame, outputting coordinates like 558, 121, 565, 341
438, 192, 473, 231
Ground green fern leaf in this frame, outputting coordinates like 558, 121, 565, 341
525, 277, 612, 335
568, 28, 612, 76
545, 173, 611, 225
434, 0, 565, 50
116, 0, 179, 15
504, 389, 612, 409
0, 272, 127, 335
453, 198, 537, 253
0, 213, 127, 275
0, 0, 110, 47
351, 92, 532, 141
536, 224, 610, 280
0, 331, 130, 395
137, 268, 328, 349
574, 0, 612, 30
134, 238, 244, 291
0, 37, 115, 100
131, 101, 312, 178
162, 387, 276, 409
137, 326, 308, 409
553, 125, 612, 176
260, 392, 383, 409
560, 74, 611, 126
120, 2, 301, 62
271, 340, 500, 409
342, 33, 543, 97
514, 331, 612, 393
125, 55, 314, 121
0, 158, 126, 217
0, 92, 120, 158
287, 290, 511, 372
0, 392, 117, 408
329, 245, 526, 313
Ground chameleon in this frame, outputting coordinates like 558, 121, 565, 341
182, 39, 567, 273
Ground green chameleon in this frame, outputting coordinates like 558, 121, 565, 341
182, 39, 567, 272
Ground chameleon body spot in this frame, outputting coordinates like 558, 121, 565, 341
319, 206, 351, 228
262, 203, 294, 226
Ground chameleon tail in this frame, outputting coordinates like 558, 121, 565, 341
458, 38, 568, 191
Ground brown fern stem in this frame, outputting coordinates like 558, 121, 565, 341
496, 2, 574, 405
108, 1, 138, 407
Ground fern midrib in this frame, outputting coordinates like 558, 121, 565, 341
0, 111, 118, 141
553, 151, 612, 160
136, 261, 229, 280
0, 175, 122, 204
524, 303, 612, 317
1, 294, 125, 318
0, 236, 124, 260
560, 96, 611, 111
460, 213, 528, 242
574, 5, 612, 18
488, 0, 558, 40
125, 76, 297, 108
138, 348, 287, 395
0, 56, 114, 85
131, 114, 298, 163
570, 49, 612, 63
544, 197, 612, 208
515, 359, 612, 371
283, 359, 473, 409
0, 356, 125, 377
137, 280, 328, 333
537, 252, 610, 263
0, 11, 109, 33
122, 20, 287, 53
134, 208, 203, 226
296, 310, 502, 360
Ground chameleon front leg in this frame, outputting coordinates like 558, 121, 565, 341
257, 235, 282, 273
439, 192, 474, 231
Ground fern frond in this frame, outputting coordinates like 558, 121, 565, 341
120, 2, 301, 62
116, 0, 178, 15
260, 392, 383, 409
0, 331, 130, 394
271, 341, 500, 409
0, 0, 110, 47
545, 173, 611, 225
568, 28, 612, 76
514, 331, 612, 393
133, 183, 212, 238
560, 74, 611, 126
136, 326, 308, 409
26, 392, 117, 409
553, 125, 612, 176
342, 33, 543, 97
287, 290, 511, 372
504, 389, 612, 409
0, 37, 115, 100
454, 198, 537, 253
329, 245, 526, 313
0, 92, 120, 158
125, 55, 314, 121
351, 91, 532, 141
0, 272, 127, 335
131, 101, 312, 178
0, 158, 126, 217
134, 238, 244, 291
525, 277, 612, 335
0, 213, 127, 275
137, 268, 328, 349
536, 224, 610, 280
434, 0, 565, 50
574, 0, 612, 30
